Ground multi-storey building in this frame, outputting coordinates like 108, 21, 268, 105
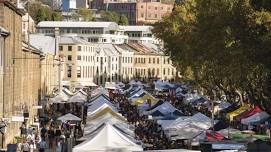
29, 34, 59, 97
91, 0, 173, 25
0, 0, 44, 147
59, 36, 121, 87
136, 0, 173, 25
120, 25, 159, 44
36, 21, 128, 44
114, 44, 134, 81
62, 0, 76, 11
127, 42, 176, 80
59, 37, 96, 87
0, 27, 9, 147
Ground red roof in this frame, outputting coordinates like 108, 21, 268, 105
236, 106, 262, 121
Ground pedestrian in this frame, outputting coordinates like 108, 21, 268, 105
38, 138, 47, 152
48, 127, 55, 148
20, 123, 27, 138
21, 140, 30, 152
29, 140, 35, 152
40, 126, 47, 139
55, 140, 62, 152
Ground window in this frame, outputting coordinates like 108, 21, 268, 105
141, 13, 144, 18
68, 55, 72, 61
77, 66, 81, 78
68, 46, 72, 51
157, 58, 159, 64
155, 14, 158, 18
78, 46, 81, 51
155, 7, 157, 10
168, 68, 170, 75
157, 68, 159, 75
97, 57, 99, 62
153, 58, 155, 64
67, 65, 72, 78
77, 56, 81, 61
163, 68, 165, 75
149, 58, 151, 63
141, 5, 143, 8
59, 46, 63, 51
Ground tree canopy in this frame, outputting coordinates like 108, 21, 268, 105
28, 2, 62, 23
153, 0, 271, 111
100, 11, 129, 25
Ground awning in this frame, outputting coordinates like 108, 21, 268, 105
241, 111, 270, 125
57, 113, 81, 121
236, 106, 262, 121
227, 104, 250, 121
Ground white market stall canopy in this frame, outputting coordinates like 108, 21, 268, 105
91, 86, 109, 97
105, 82, 121, 90
57, 113, 81, 121
144, 102, 182, 116
50, 90, 70, 103
73, 123, 143, 152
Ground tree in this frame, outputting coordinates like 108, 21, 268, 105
51, 12, 62, 21
36, 8, 46, 23
78, 8, 93, 21
28, 1, 63, 23
118, 15, 129, 25
100, 11, 120, 22
153, 0, 271, 111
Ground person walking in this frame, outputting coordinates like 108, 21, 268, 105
21, 140, 30, 152
38, 138, 48, 152
55, 140, 62, 152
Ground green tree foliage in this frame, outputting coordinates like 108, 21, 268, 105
119, 15, 129, 25
29, 2, 63, 23
100, 11, 129, 25
78, 8, 93, 21
51, 12, 63, 21
153, 0, 271, 111
35, 8, 46, 23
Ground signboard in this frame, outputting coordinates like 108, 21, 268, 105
11, 116, 24, 122
33, 106, 42, 109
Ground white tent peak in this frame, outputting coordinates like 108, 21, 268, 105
57, 113, 81, 121
73, 123, 143, 152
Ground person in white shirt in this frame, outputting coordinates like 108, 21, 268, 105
22, 140, 30, 152
29, 140, 35, 152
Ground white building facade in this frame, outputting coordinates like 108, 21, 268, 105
36, 21, 129, 44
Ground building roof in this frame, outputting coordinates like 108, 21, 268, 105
127, 42, 162, 55
120, 25, 153, 32
59, 36, 90, 45
22, 41, 42, 55
93, 43, 120, 56
37, 21, 119, 30
114, 44, 134, 54
29, 34, 56, 55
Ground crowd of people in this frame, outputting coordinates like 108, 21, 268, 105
111, 92, 210, 150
